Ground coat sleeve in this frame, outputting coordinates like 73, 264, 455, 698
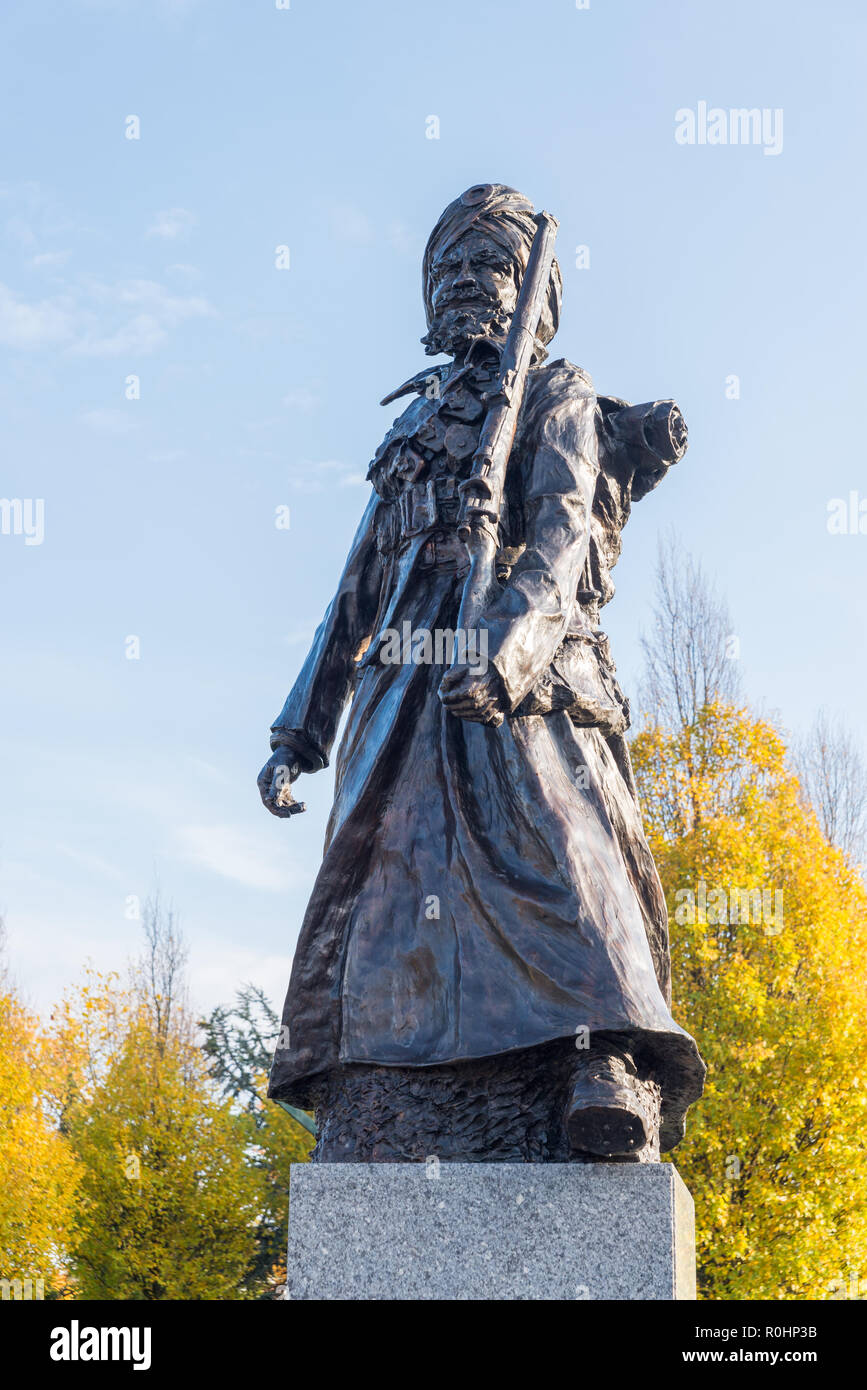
269, 491, 384, 770
482, 370, 599, 712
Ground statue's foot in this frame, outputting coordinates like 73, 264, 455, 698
565, 1046, 661, 1160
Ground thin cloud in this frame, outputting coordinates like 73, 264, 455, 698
289, 459, 367, 493
30, 249, 72, 269
0, 282, 75, 348
147, 208, 196, 240
175, 824, 294, 892
0, 276, 215, 355
1, 180, 76, 253
187, 945, 294, 1017
55, 843, 126, 882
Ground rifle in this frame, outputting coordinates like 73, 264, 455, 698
451, 209, 559, 727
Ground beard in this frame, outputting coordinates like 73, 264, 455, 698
422, 296, 512, 357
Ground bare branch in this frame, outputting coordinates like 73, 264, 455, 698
639, 530, 742, 728
138, 891, 189, 1047
794, 710, 867, 864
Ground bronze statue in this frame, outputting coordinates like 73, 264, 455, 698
259, 184, 705, 1163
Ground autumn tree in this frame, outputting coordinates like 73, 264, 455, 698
632, 704, 867, 1299
0, 945, 79, 1297
56, 905, 266, 1300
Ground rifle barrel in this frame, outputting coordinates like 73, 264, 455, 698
449, 210, 559, 730
457, 210, 560, 536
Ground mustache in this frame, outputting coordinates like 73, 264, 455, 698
437, 287, 501, 309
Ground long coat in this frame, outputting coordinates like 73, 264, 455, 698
267, 355, 704, 1150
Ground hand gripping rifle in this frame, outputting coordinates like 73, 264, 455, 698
451, 210, 559, 727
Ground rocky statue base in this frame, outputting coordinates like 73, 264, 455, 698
286, 1162, 696, 1301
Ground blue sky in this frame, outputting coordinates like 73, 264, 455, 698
1, 0, 865, 1015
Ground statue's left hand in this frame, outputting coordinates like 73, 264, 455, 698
257, 747, 306, 818
438, 664, 506, 724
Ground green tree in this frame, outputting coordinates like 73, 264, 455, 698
202, 984, 313, 1298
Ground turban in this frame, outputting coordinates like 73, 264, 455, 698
422, 183, 562, 349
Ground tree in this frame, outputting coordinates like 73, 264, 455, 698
55, 906, 266, 1300
632, 703, 867, 1299
639, 531, 742, 729
794, 709, 867, 866
67, 1005, 263, 1300
201, 985, 313, 1299
0, 928, 80, 1296
138, 891, 188, 1050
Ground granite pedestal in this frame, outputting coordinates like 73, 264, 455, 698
286, 1162, 696, 1300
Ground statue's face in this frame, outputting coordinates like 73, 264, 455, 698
427, 228, 520, 355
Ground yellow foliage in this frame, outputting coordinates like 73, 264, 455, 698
53, 976, 266, 1300
0, 989, 79, 1293
632, 703, 867, 1299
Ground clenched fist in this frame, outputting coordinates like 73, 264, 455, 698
438, 663, 506, 725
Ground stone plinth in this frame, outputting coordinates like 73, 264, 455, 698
286, 1162, 695, 1301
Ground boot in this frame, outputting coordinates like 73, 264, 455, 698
565, 1044, 661, 1160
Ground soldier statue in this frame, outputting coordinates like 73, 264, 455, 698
259, 184, 705, 1163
